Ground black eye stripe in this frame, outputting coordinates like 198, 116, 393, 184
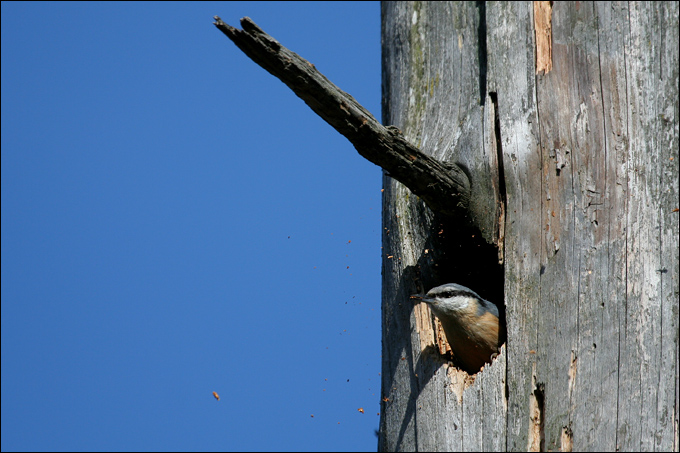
434, 290, 475, 299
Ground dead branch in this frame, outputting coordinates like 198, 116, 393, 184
213, 16, 470, 218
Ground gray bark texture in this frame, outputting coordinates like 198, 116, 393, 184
379, 2, 679, 452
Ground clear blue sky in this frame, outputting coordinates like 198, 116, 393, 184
1, 2, 382, 451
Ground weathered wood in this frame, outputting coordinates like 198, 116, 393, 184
213, 16, 471, 220
379, 2, 505, 451
486, 2, 543, 451
214, 2, 678, 451
381, 1, 678, 452
532, 3, 620, 449
487, 1, 679, 452
614, 3, 679, 451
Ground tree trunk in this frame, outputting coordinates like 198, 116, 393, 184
378, 2, 679, 451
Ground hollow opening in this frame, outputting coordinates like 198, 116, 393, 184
414, 212, 506, 374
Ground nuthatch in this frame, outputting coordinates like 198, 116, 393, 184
411, 283, 503, 373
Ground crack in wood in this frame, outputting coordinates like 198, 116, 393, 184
528, 371, 546, 451
490, 92, 507, 265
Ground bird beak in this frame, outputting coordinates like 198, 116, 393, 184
411, 294, 437, 305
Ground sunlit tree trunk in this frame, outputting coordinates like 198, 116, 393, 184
378, 2, 678, 451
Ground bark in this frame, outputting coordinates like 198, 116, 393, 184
380, 2, 678, 451
380, 3, 506, 451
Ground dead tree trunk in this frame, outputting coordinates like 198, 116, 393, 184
214, 2, 678, 451
379, 2, 678, 452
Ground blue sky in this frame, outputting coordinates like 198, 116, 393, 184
1, 2, 382, 451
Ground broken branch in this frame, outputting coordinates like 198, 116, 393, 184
213, 16, 470, 218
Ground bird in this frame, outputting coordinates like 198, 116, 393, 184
411, 283, 503, 373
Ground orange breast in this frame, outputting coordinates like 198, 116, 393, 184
439, 310, 502, 373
